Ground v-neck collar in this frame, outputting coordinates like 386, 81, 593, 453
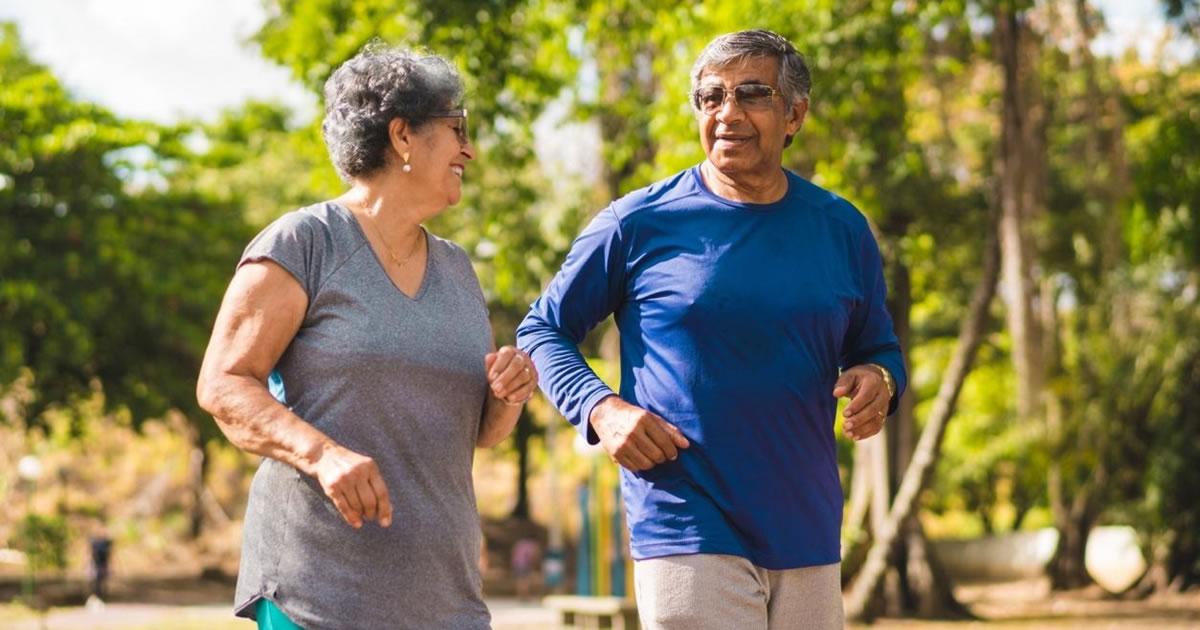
332, 202, 433, 301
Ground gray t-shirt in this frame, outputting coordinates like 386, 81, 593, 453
232, 202, 492, 629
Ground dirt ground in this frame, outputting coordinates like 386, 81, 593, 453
854, 578, 1200, 629
0, 577, 1196, 629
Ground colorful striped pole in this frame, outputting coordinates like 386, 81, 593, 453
576, 481, 591, 595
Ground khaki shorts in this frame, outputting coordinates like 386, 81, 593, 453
633, 554, 843, 630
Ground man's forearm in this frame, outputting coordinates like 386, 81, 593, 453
516, 323, 614, 435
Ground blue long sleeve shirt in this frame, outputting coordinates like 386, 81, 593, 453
517, 165, 906, 569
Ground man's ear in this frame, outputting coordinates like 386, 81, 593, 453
787, 98, 808, 136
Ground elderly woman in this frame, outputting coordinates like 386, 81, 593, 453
518, 30, 905, 629
196, 46, 534, 629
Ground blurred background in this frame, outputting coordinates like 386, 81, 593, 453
1, 0, 1198, 628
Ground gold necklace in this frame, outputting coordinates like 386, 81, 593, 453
360, 207, 424, 269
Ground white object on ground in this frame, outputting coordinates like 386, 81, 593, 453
1085, 525, 1147, 594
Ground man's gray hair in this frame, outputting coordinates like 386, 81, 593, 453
690, 29, 812, 107
322, 43, 464, 181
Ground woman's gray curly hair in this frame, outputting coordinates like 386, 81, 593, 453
321, 44, 464, 181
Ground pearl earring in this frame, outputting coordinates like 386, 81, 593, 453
402, 152, 412, 173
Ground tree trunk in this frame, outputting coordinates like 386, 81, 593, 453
845, 445, 872, 543
1010, 480, 1035, 531
188, 434, 208, 539
510, 409, 532, 519
1049, 518, 1093, 589
884, 258, 960, 616
1042, 277, 1095, 589
841, 444, 873, 582
889, 259, 916, 483
867, 433, 900, 618
1166, 530, 1199, 592
1073, 0, 1126, 271
845, 221, 1001, 622
904, 517, 971, 618
1048, 485, 1097, 589
995, 5, 1045, 426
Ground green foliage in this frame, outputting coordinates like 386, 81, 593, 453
929, 343, 1045, 534
1090, 262, 1200, 585
166, 101, 323, 226
1126, 66, 1200, 268
1139, 347, 1200, 584
0, 24, 252, 438
12, 513, 69, 571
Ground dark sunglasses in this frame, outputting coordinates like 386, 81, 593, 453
429, 108, 469, 145
692, 84, 780, 115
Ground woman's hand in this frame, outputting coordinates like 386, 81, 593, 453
477, 346, 533, 447
486, 346, 537, 405
312, 443, 393, 529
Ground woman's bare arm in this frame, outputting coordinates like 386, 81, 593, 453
196, 260, 392, 529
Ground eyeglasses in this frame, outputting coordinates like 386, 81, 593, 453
429, 108, 469, 145
692, 84, 780, 115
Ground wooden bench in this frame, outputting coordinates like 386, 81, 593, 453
542, 595, 640, 630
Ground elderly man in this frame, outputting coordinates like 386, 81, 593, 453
517, 29, 905, 629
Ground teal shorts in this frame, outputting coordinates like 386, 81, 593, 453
256, 598, 303, 630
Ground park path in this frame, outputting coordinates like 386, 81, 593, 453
3, 583, 1198, 629
0, 598, 559, 630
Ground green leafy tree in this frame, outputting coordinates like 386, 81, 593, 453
1112, 52, 1200, 592
12, 513, 70, 572
0, 23, 254, 534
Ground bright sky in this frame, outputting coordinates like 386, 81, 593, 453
0, 0, 313, 123
1091, 0, 1196, 61
0, 0, 1191, 124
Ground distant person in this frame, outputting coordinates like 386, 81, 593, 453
511, 537, 541, 600
542, 540, 566, 594
518, 30, 906, 629
88, 533, 112, 602
197, 44, 536, 629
